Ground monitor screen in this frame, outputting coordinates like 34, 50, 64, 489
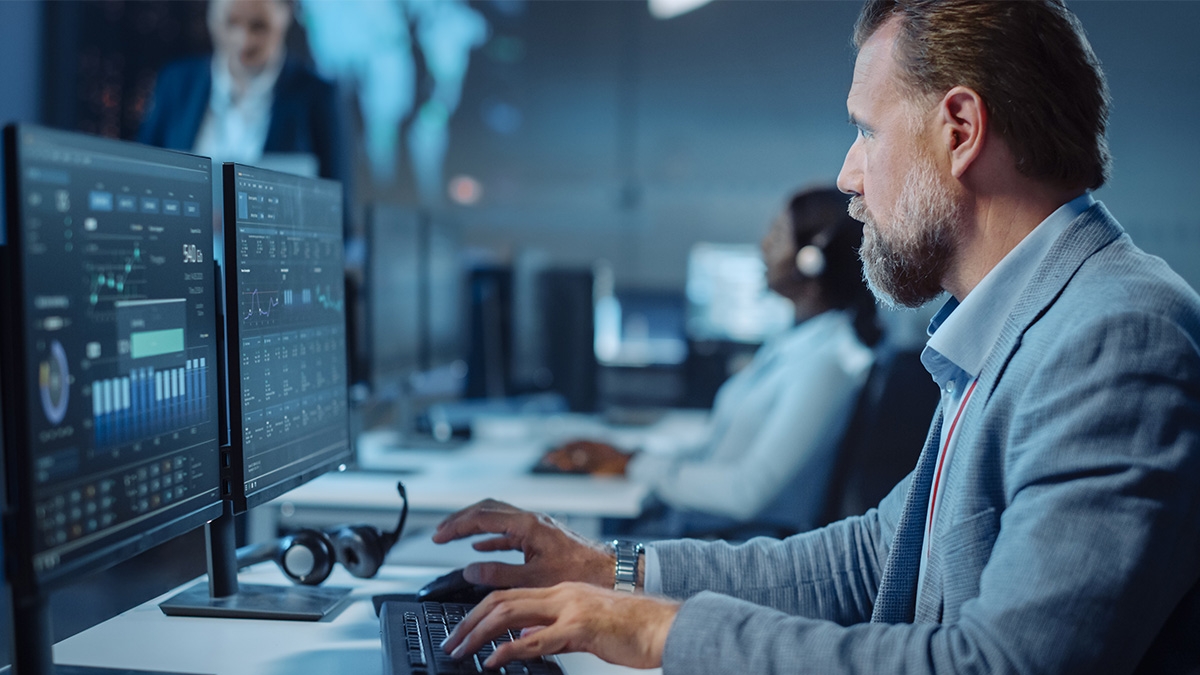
594, 288, 688, 368
365, 204, 422, 393
222, 164, 350, 512
0, 125, 222, 591
426, 219, 465, 370
685, 242, 793, 343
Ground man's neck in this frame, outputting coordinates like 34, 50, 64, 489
944, 182, 1085, 301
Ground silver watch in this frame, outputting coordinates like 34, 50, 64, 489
610, 539, 644, 593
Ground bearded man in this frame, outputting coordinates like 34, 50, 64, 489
423, 1, 1200, 672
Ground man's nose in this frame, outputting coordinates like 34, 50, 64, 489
837, 139, 863, 197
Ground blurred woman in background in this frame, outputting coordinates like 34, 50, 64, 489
544, 186, 881, 537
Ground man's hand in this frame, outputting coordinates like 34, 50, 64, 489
442, 583, 679, 670
432, 499, 615, 589
542, 440, 633, 476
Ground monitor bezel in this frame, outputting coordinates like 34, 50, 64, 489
220, 161, 351, 514
0, 124, 224, 595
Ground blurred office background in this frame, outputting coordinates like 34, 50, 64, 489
2, 0, 1199, 665
5, 0, 1198, 291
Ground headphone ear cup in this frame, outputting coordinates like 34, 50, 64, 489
329, 525, 387, 579
277, 529, 336, 586
795, 244, 827, 278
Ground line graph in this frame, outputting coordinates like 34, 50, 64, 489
87, 243, 145, 307
243, 288, 281, 320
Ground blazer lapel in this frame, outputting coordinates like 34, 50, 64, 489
975, 203, 1125, 405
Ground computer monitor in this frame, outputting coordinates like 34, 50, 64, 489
425, 219, 465, 373
0, 124, 223, 674
158, 163, 351, 621
594, 288, 689, 368
685, 242, 793, 343
220, 164, 351, 513
364, 204, 422, 396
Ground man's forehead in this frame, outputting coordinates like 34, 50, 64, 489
847, 19, 903, 113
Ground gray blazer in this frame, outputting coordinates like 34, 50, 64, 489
653, 204, 1200, 674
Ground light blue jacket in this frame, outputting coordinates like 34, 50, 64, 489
652, 204, 1200, 673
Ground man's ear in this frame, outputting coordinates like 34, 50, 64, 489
938, 86, 987, 179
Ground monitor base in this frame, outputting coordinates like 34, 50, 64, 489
157, 581, 351, 621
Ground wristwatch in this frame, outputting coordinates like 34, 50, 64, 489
610, 539, 644, 593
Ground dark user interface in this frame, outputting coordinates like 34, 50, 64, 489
230, 166, 348, 504
12, 127, 220, 581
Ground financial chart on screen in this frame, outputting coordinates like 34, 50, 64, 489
2, 126, 221, 585
224, 165, 349, 510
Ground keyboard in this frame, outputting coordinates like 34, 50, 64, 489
380, 599, 565, 675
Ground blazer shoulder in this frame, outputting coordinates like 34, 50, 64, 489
276, 60, 337, 100
154, 56, 211, 88
1062, 233, 1200, 328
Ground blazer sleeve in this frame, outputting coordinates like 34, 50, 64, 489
137, 65, 175, 147
650, 471, 908, 623
137, 59, 207, 151
307, 76, 350, 187
659, 310, 1200, 674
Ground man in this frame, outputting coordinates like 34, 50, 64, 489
433, 1, 1200, 672
138, 0, 348, 185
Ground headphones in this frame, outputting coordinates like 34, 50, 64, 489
794, 230, 832, 279
237, 481, 408, 585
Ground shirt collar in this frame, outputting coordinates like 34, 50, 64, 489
209, 52, 286, 111
922, 192, 1096, 386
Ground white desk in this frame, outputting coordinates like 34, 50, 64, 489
54, 562, 659, 675
253, 410, 709, 550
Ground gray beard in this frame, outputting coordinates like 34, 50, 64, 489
850, 160, 963, 309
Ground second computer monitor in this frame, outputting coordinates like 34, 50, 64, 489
685, 242, 793, 343
365, 204, 422, 393
222, 163, 350, 513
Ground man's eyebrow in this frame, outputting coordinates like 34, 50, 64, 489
848, 114, 869, 130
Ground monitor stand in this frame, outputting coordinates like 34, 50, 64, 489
157, 504, 349, 621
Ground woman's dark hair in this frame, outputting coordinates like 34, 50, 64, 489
787, 187, 882, 347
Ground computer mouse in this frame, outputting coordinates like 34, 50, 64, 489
416, 567, 496, 604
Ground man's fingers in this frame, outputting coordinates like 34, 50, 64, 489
433, 503, 528, 544
486, 624, 573, 668
471, 535, 519, 552
445, 591, 555, 660
463, 560, 541, 588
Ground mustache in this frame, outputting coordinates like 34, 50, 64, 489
848, 196, 870, 225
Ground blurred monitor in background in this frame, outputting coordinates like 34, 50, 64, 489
363, 205, 423, 398
685, 243, 795, 344
423, 217, 467, 379
594, 288, 689, 369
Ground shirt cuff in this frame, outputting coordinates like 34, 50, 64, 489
644, 543, 664, 594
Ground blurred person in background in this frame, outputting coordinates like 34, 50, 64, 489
137, 0, 348, 186
542, 186, 881, 537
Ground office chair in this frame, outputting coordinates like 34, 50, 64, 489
816, 346, 941, 526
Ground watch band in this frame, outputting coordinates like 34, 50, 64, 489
610, 539, 644, 593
